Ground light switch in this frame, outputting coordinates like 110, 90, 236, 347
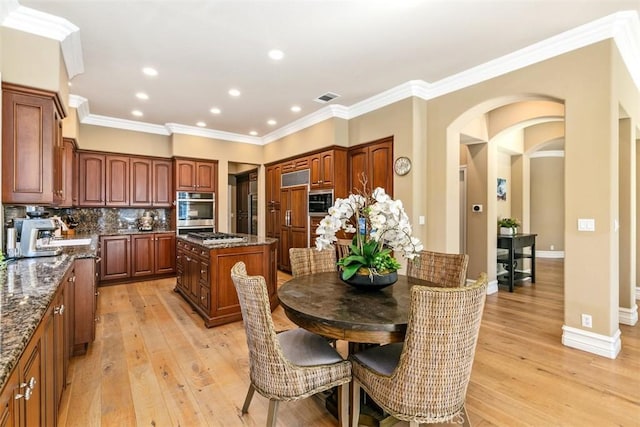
578, 218, 595, 231
418, 216, 425, 225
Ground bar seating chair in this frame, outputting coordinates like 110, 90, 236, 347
230, 262, 351, 427
407, 250, 469, 287
349, 273, 488, 427
289, 247, 337, 277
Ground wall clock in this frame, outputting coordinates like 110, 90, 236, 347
394, 156, 412, 176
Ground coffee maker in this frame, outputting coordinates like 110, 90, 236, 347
16, 218, 62, 258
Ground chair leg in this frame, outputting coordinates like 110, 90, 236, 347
351, 381, 361, 427
241, 384, 255, 414
338, 383, 349, 427
267, 400, 279, 427
462, 404, 472, 427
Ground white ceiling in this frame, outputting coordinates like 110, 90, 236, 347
13, 1, 640, 143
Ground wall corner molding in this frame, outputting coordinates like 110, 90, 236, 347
561, 325, 621, 359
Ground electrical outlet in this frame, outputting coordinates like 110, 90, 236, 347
581, 314, 592, 328
550, 244, 554, 250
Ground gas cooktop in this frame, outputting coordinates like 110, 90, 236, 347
187, 232, 248, 244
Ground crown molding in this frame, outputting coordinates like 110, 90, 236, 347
59, 10, 640, 144
82, 114, 170, 136
165, 123, 262, 145
68, 94, 89, 120
2, 5, 84, 78
262, 104, 349, 144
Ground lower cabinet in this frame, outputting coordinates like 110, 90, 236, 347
0, 258, 97, 427
101, 232, 176, 283
175, 239, 278, 328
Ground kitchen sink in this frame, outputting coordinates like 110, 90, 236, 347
45, 238, 92, 247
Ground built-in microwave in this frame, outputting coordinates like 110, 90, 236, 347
308, 190, 333, 216
176, 191, 215, 230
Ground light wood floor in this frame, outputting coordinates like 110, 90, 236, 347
58, 259, 640, 426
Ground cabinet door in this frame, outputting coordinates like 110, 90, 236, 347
1, 89, 55, 205
73, 258, 96, 355
0, 369, 18, 427
152, 159, 172, 207
196, 161, 216, 192
266, 164, 281, 204
347, 146, 368, 193
131, 234, 155, 277
176, 246, 187, 293
106, 155, 130, 206
368, 140, 393, 197
20, 337, 43, 427
100, 235, 131, 281
130, 157, 152, 207
60, 138, 76, 207
174, 159, 196, 191
78, 152, 105, 206
154, 233, 176, 274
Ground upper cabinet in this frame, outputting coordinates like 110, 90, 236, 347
2, 83, 66, 205
78, 151, 173, 207
174, 158, 217, 193
60, 138, 77, 208
309, 148, 347, 192
348, 137, 393, 196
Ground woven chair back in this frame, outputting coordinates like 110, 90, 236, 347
407, 250, 469, 287
289, 247, 337, 277
390, 273, 488, 419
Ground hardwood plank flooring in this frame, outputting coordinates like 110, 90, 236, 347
59, 259, 640, 426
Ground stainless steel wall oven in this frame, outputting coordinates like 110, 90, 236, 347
176, 191, 215, 235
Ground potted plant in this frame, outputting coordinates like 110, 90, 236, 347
315, 179, 423, 288
498, 217, 520, 235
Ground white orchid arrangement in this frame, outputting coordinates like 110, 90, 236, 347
315, 185, 423, 280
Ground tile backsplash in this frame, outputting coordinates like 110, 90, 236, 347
4, 206, 172, 233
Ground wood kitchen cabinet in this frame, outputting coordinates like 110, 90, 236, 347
100, 234, 131, 282
176, 239, 210, 313
73, 257, 98, 356
78, 152, 106, 206
0, 368, 18, 427
281, 157, 309, 173
2, 83, 66, 206
309, 149, 347, 191
130, 157, 173, 207
105, 155, 130, 206
348, 136, 393, 196
60, 138, 77, 207
265, 164, 281, 239
279, 186, 308, 271
174, 158, 217, 192
131, 232, 176, 278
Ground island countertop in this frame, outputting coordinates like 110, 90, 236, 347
0, 236, 98, 392
176, 233, 277, 249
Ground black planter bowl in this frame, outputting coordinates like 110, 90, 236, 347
340, 270, 398, 291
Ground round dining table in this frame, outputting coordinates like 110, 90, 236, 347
277, 271, 434, 345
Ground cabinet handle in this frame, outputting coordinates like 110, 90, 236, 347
68, 275, 76, 282
15, 387, 32, 401
54, 305, 65, 315
95, 290, 100, 297
95, 257, 102, 264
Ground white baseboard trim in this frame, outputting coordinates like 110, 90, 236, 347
536, 250, 565, 258
619, 304, 638, 325
487, 279, 499, 295
561, 326, 621, 359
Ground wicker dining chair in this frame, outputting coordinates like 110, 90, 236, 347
230, 262, 351, 427
407, 250, 469, 287
289, 247, 337, 277
349, 273, 488, 427
335, 238, 353, 260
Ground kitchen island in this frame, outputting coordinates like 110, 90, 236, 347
175, 233, 278, 327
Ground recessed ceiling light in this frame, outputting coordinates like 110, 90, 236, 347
142, 67, 158, 76
131, 110, 143, 117
210, 107, 221, 114
267, 119, 277, 126
291, 105, 301, 113
249, 131, 258, 136
136, 92, 149, 100
228, 88, 241, 97
268, 49, 284, 60
196, 121, 206, 127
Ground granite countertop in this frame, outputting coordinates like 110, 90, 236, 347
177, 233, 277, 249
0, 236, 98, 392
99, 228, 175, 236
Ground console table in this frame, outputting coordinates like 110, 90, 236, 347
497, 233, 537, 292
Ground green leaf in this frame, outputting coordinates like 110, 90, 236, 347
341, 264, 361, 280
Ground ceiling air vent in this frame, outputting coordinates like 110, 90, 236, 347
314, 92, 340, 103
